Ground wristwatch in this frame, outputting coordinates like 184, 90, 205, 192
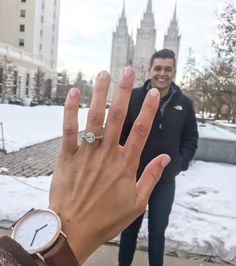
11, 208, 79, 266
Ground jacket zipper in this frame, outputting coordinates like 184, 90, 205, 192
159, 89, 176, 130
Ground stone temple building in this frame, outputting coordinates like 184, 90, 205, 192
108, 0, 181, 102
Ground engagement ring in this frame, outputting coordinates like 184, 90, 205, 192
82, 132, 103, 144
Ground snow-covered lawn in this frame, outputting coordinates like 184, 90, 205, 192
1, 104, 236, 153
0, 104, 89, 153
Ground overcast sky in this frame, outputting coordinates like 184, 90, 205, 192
57, 0, 230, 82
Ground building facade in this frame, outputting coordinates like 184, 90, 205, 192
0, 0, 60, 103
109, 0, 181, 102
108, 3, 134, 101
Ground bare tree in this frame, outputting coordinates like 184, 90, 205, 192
181, 2, 236, 122
56, 70, 70, 103
211, 1, 236, 121
0, 56, 15, 103
34, 68, 45, 100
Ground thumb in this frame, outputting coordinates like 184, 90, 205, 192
135, 154, 171, 212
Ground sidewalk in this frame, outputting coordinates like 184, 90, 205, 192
0, 132, 83, 177
0, 228, 226, 266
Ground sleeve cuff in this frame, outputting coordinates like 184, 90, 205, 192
0, 236, 37, 266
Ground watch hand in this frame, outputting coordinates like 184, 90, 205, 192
30, 224, 48, 247
37, 224, 48, 231
30, 230, 38, 247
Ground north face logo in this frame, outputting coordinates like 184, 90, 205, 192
174, 105, 183, 111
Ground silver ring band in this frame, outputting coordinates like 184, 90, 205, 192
82, 132, 103, 144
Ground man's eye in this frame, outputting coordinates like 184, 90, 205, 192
154, 67, 172, 72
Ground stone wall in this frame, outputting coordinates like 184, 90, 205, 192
195, 137, 236, 165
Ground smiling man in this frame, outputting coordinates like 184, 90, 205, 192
118, 49, 199, 266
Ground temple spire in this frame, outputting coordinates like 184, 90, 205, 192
121, 1, 125, 18
172, 2, 177, 22
146, 0, 152, 14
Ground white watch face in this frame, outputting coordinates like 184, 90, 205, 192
12, 209, 61, 254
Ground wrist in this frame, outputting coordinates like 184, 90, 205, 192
61, 219, 103, 265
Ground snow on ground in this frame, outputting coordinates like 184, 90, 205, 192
0, 104, 89, 153
150, 161, 236, 265
0, 161, 236, 264
1, 104, 236, 153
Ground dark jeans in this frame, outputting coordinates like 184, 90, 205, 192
118, 179, 175, 266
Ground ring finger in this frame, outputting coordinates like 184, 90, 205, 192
82, 71, 111, 147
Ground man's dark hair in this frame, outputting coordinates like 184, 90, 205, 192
150, 49, 176, 69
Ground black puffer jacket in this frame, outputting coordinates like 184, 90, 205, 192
120, 79, 198, 183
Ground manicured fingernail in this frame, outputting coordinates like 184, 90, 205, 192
69, 88, 78, 98
149, 88, 159, 98
161, 156, 171, 168
123, 66, 134, 77
99, 71, 109, 80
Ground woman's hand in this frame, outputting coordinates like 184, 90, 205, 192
49, 67, 170, 265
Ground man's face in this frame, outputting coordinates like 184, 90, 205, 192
148, 58, 176, 91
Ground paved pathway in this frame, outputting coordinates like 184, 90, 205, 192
0, 133, 83, 177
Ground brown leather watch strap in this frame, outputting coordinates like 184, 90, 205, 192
43, 234, 79, 266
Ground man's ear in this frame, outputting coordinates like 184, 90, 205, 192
147, 67, 151, 77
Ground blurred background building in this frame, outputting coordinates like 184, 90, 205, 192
0, 0, 60, 104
